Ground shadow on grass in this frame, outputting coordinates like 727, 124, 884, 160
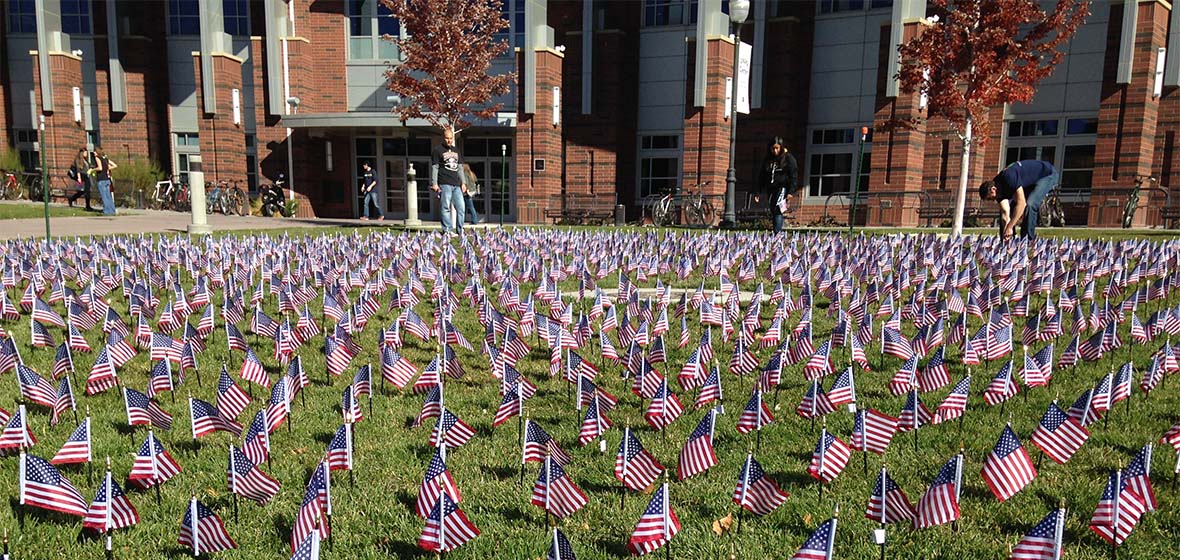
591, 535, 632, 558
311, 431, 334, 445
487, 465, 520, 481
376, 537, 430, 558
271, 512, 292, 545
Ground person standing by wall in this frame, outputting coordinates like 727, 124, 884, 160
67, 148, 94, 211
92, 147, 118, 215
359, 161, 384, 221
755, 136, 797, 234
430, 127, 465, 235
461, 163, 480, 225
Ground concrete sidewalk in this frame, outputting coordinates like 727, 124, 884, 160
0, 204, 501, 240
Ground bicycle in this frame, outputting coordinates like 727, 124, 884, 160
1038, 189, 1066, 228
23, 171, 43, 202
1, 172, 20, 200
207, 180, 246, 216
650, 181, 715, 228
151, 175, 180, 210
1122, 175, 1156, 229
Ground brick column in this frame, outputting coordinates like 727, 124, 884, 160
1091, 0, 1169, 227
682, 37, 733, 202
868, 21, 926, 227
515, 49, 564, 224
31, 51, 87, 185
192, 52, 247, 186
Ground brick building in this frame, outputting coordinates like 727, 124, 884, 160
1, 0, 1177, 226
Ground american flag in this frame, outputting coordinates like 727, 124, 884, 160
225, 322, 248, 352
292, 462, 331, 551
242, 410, 271, 466
983, 361, 1019, 406
866, 467, 915, 524
228, 445, 281, 505
429, 408, 476, 449
50, 417, 91, 465
123, 387, 173, 431
522, 420, 571, 466
50, 375, 75, 428
915, 454, 962, 529
918, 346, 951, 392
897, 390, 932, 432
291, 523, 321, 560
1089, 468, 1148, 546
0, 405, 34, 451
1030, 401, 1089, 465
1125, 444, 1158, 512
215, 366, 251, 421
1161, 420, 1180, 452
52, 341, 74, 380
20, 453, 88, 517
677, 408, 718, 480
578, 394, 612, 446
240, 347, 271, 388
30, 320, 54, 348
547, 527, 575, 560
178, 497, 237, 555
1067, 388, 1101, 427
615, 427, 664, 492
413, 384, 442, 428
417, 449, 462, 519
790, 517, 837, 560
932, 375, 971, 425
733, 453, 789, 516
888, 355, 918, 396
266, 376, 291, 432
419, 493, 480, 553
882, 327, 914, 360
16, 363, 56, 408
804, 340, 834, 379
796, 379, 835, 419
531, 455, 589, 519
644, 380, 684, 431
147, 358, 175, 399
1112, 362, 1133, 404
981, 425, 1037, 502
189, 398, 243, 439
493, 383, 524, 428
83, 470, 140, 532
129, 431, 182, 488
808, 429, 851, 483
852, 408, 898, 455
85, 347, 118, 396
107, 331, 137, 368
32, 298, 66, 327
676, 349, 704, 390
626, 483, 680, 556
1011, 507, 1065, 560
694, 363, 723, 409
736, 389, 773, 434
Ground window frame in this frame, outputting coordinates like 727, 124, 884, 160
60, 0, 93, 35
636, 134, 682, 202
222, 0, 250, 36
347, 0, 404, 61
168, 0, 200, 36
7, 0, 37, 33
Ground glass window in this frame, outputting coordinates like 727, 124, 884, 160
639, 157, 679, 198
1060, 145, 1095, 197
355, 137, 377, 157
223, 0, 249, 36
86, 131, 99, 148
7, 0, 36, 33
61, 0, 91, 34
1066, 118, 1098, 135
819, 0, 865, 14
644, 0, 688, 27
175, 133, 199, 147
811, 128, 854, 145
641, 136, 679, 150
808, 153, 854, 197
169, 0, 200, 35
1004, 146, 1056, 167
1007, 119, 1059, 138
493, 0, 526, 53
383, 137, 407, 156
408, 138, 433, 157
347, 0, 400, 60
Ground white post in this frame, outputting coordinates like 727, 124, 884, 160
405, 163, 421, 227
187, 156, 212, 235
951, 118, 973, 237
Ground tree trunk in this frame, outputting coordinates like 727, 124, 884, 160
951, 117, 973, 237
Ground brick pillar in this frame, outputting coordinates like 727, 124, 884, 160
683, 37, 734, 202
1091, 0, 1169, 227
31, 51, 87, 185
515, 49, 564, 224
868, 21, 926, 227
192, 52, 247, 186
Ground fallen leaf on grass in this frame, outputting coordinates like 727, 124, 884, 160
712, 513, 733, 536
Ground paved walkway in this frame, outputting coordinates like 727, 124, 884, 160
0, 203, 502, 240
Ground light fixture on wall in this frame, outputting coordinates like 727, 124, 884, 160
72, 87, 82, 123
552, 87, 561, 127
325, 141, 333, 172
232, 88, 241, 125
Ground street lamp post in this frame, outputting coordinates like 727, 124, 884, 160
722, 0, 750, 228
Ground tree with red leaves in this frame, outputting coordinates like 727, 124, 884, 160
381, 0, 517, 133
895, 0, 1088, 235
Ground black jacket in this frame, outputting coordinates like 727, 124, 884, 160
759, 152, 798, 198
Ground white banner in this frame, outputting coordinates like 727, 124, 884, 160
737, 41, 752, 115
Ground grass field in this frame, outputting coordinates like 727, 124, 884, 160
0, 202, 99, 219
4, 227, 1180, 560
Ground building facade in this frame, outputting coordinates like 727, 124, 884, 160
1, 0, 1177, 226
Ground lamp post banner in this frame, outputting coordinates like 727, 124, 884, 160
737, 42, 752, 115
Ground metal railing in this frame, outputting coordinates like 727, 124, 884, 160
822, 190, 933, 226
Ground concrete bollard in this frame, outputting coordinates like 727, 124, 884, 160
405, 163, 421, 227
187, 155, 212, 235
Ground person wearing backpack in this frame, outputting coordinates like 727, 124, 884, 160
66, 148, 94, 211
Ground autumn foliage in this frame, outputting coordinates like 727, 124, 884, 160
895, 0, 1089, 142
381, 0, 517, 132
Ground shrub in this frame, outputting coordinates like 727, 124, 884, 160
111, 157, 165, 207
0, 147, 22, 173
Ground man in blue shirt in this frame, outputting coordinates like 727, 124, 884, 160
979, 159, 1060, 240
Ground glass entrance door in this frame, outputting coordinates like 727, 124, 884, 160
462, 138, 515, 222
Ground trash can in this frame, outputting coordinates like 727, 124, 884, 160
615, 204, 625, 226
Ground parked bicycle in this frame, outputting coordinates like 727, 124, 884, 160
650, 181, 715, 228
1122, 175, 1157, 229
207, 180, 247, 216
1038, 189, 1066, 228
1, 172, 20, 200
260, 176, 290, 217
151, 175, 190, 211
22, 171, 43, 202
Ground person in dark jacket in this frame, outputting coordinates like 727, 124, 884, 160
979, 159, 1059, 240
755, 136, 798, 233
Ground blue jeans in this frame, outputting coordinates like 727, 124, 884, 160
1020, 169, 1059, 240
464, 193, 479, 224
440, 183, 464, 232
97, 179, 116, 215
361, 189, 383, 218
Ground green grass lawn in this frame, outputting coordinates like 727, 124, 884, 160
0, 202, 99, 219
4, 228, 1179, 559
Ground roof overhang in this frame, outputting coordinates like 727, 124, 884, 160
282, 111, 519, 129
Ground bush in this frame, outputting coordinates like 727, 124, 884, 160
110, 157, 165, 207
0, 147, 22, 173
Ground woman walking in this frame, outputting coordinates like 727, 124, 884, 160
461, 163, 480, 224
66, 148, 94, 211
756, 136, 797, 234
92, 147, 118, 215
